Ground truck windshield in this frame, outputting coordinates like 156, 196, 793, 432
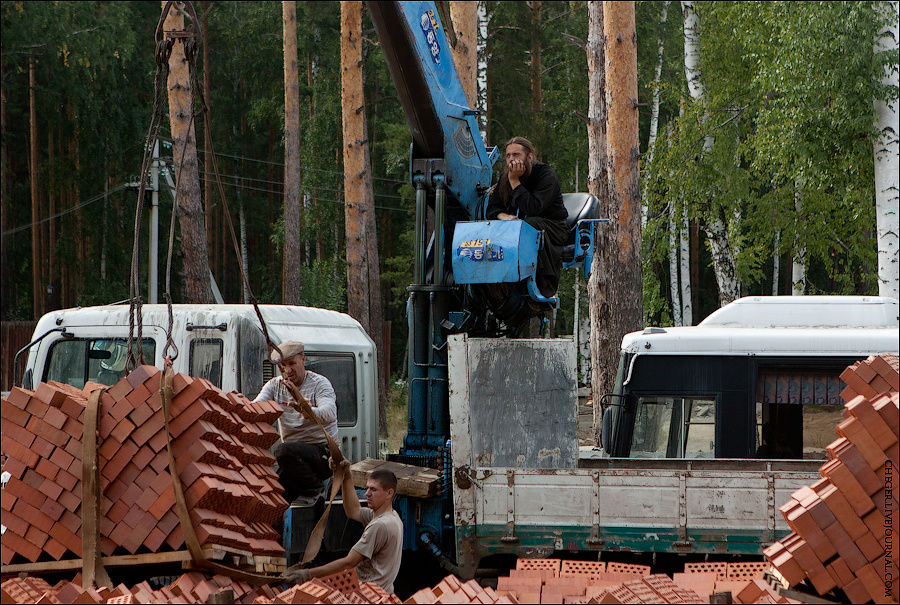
44, 338, 156, 388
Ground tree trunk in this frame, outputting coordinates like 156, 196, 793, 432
341, 1, 387, 436
203, 1, 216, 279
450, 1, 478, 108
530, 1, 542, 123
164, 1, 211, 303
873, 0, 899, 300
586, 1, 611, 445
679, 206, 692, 323
668, 202, 681, 326
47, 128, 57, 311
283, 1, 303, 304
0, 69, 7, 319
644, 0, 670, 229
791, 182, 805, 295
772, 230, 780, 295
682, 0, 739, 306
604, 0, 643, 339
29, 57, 41, 319
476, 1, 489, 140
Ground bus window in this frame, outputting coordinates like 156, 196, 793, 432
755, 369, 846, 459
190, 339, 224, 388
631, 397, 674, 458
631, 396, 715, 458
45, 338, 155, 388
682, 398, 715, 458
756, 402, 844, 459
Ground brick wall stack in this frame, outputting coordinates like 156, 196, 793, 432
486, 558, 795, 604
0, 562, 817, 604
1, 365, 289, 566
763, 354, 898, 604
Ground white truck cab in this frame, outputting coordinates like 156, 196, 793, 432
17, 304, 379, 462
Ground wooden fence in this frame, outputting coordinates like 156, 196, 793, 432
2, 321, 37, 391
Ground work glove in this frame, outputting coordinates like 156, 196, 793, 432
282, 565, 312, 584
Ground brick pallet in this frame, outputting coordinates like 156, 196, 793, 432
487, 558, 801, 604
0, 365, 289, 573
764, 354, 898, 605
0, 563, 812, 605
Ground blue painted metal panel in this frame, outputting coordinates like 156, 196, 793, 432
393, 2, 497, 218
451, 221, 541, 284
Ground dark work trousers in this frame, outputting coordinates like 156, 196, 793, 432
524, 216, 570, 297
274, 440, 331, 502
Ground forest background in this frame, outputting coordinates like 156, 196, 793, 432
1, 1, 897, 387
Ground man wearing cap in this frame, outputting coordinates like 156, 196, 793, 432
254, 341, 338, 503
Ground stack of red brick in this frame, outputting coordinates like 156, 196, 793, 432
480, 558, 801, 604
0, 572, 282, 604
764, 354, 898, 604
0, 569, 404, 604
1, 365, 289, 566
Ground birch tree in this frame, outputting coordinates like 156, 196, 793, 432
341, 1, 386, 435
681, 1, 739, 306
874, 0, 899, 300
283, 1, 302, 304
476, 1, 489, 140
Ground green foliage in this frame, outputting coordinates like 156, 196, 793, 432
1, 0, 893, 360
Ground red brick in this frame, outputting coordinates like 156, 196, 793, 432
836, 417, 889, 471
58, 489, 81, 513
1, 416, 35, 447
37, 476, 64, 501
128, 401, 154, 427
49, 444, 75, 471
100, 439, 139, 482
34, 382, 68, 408
24, 523, 50, 550
1, 434, 40, 467
2, 456, 27, 481
2, 528, 43, 562
4, 387, 33, 409
148, 484, 175, 520
55, 468, 78, 492
13, 498, 55, 533
35, 457, 60, 481
43, 405, 68, 430
840, 367, 880, 399
61, 415, 83, 440
820, 459, 875, 516
822, 522, 868, 571
108, 417, 136, 445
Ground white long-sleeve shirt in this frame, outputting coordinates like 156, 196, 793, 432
253, 371, 338, 444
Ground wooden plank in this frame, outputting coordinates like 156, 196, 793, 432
350, 458, 440, 498
0, 548, 228, 574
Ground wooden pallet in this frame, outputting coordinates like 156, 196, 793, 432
350, 458, 441, 498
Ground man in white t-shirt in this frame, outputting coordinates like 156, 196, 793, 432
254, 340, 338, 503
283, 466, 404, 593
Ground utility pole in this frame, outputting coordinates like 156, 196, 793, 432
149, 140, 160, 304
163, 0, 211, 303
282, 0, 302, 304
29, 56, 40, 319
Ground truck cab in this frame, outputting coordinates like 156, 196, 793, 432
603, 296, 900, 460
18, 304, 379, 463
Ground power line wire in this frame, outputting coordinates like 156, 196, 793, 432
2, 183, 130, 236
